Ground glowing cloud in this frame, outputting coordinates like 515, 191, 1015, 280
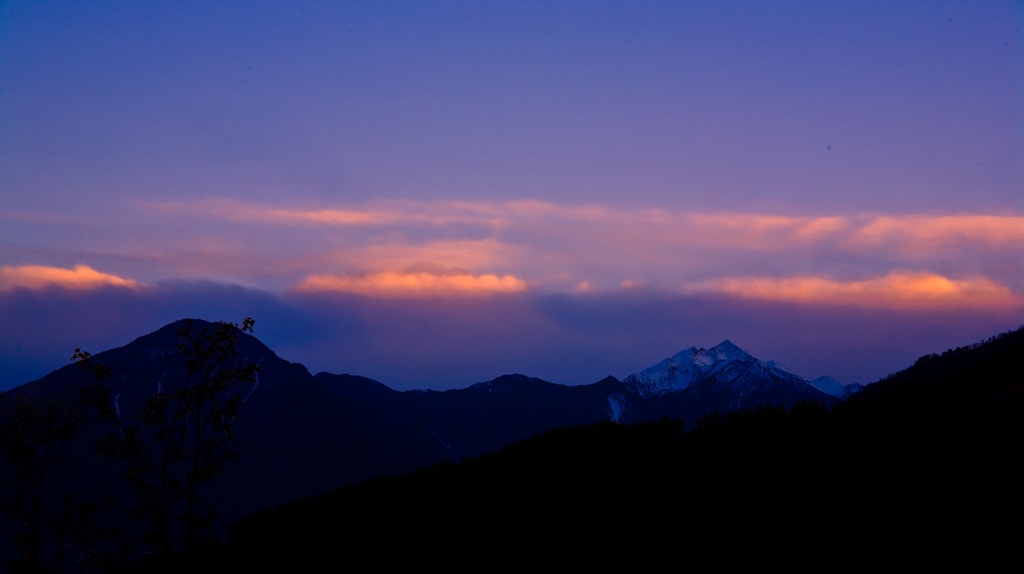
33, 200, 1024, 300
574, 281, 594, 293
0, 265, 140, 291
296, 271, 527, 296
693, 272, 1020, 310
152, 199, 399, 226
879, 215, 1024, 242
154, 199, 1024, 249
345, 239, 521, 272
848, 215, 1024, 252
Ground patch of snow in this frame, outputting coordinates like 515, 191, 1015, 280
808, 376, 844, 398
607, 394, 625, 423
431, 431, 453, 453
242, 355, 266, 404
842, 383, 865, 398
765, 360, 796, 376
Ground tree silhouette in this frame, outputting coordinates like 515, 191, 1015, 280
74, 318, 258, 558
0, 393, 88, 572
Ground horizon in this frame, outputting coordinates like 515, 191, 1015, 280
6, 307, 1017, 394
2, 2, 1022, 391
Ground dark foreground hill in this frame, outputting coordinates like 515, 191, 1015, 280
226, 327, 1024, 572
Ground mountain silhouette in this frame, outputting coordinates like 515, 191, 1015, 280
1, 318, 839, 553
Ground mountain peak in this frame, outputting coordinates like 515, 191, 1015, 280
625, 340, 823, 398
710, 340, 752, 361
669, 340, 752, 369
809, 376, 863, 399
712, 339, 740, 352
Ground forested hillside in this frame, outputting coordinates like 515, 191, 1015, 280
227, 327, 1024, 572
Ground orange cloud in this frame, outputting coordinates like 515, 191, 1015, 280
792, 216, 849, 239
676, 213, 1024, 251
849, 215, 1024, 251
152, 198, 1024, 249
0, 264, 140, 291
258, 207, 391, 225
574, 280, 594, 293
347, 239, 520, 271
152, 199, 497, 227
134, 199, 1024, 297
693, 271, 1020, 310
157, 199, 402, 226
295, 271, 527, 296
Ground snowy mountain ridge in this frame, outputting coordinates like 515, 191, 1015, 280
622, 340, 858, 399
808, 376, 864, 399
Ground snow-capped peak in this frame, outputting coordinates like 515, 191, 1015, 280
764, 360, 796, 376
709, 340, 752, 361
809, 376, 863, 399
675, 340, 752, 367
622, 341, 826, 398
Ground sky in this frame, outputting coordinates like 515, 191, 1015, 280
1, 1, 1022, 391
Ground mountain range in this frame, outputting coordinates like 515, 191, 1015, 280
228, 325, 1024, 571
1, 319, 852, 544
7, 318, 1021, 571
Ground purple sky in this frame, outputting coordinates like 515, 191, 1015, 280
2, 1, 1022, 391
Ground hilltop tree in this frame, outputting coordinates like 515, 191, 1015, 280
74, 318, 258, 559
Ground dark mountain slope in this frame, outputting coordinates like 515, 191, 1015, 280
2, 320, 389, 527
229, 328, 1024, 572
392, 373, 627, 457
312, 372, 630, 471
842, 325, 1024, 415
